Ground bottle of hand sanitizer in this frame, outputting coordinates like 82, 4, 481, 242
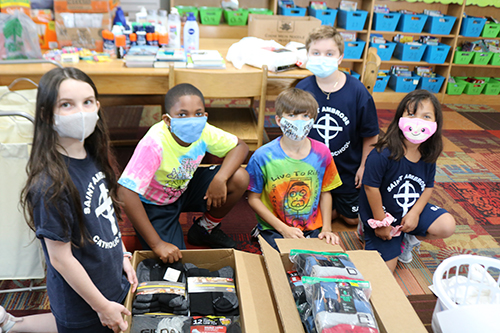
183, 12, 199, 52
168, 7, 181, 48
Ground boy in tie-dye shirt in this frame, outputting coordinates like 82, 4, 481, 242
247, 88, 342, 250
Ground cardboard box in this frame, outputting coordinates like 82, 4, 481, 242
248, 14, 321, 45
124, 249, 282, 333
31, 9, 58, 50
260, 237, 428, 333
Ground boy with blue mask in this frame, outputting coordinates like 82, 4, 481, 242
246, 88, 342, 250
118, 83, 249, 263
296, 26, 379, 236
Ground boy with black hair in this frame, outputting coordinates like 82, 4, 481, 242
118, 83, 249, 263
247, 88, 342, 250
296, 26, 379, 231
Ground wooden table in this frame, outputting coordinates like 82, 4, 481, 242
0, 38, 310, 107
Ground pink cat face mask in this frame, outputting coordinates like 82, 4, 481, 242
398, 117, 437, 144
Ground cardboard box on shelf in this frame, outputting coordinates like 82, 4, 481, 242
54, 0, 111, 13
260, 237, 428, 333
124, 249, 281, 333
248, 14, 321, 46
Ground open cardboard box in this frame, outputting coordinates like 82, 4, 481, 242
123, 249, 281, 333
260, 237, 427, 333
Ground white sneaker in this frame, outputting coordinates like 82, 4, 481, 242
398, 234, 421, 264
0, 306, 21, 333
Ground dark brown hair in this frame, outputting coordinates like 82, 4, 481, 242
21, 67, 121, 246
374, 89, 443, 163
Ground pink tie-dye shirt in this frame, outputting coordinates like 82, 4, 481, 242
118, 121, 238, 205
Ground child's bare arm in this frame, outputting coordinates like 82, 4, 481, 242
205, 138, 249, 209
45, 239, 130, 332
317, 191, 339, 245
118, 185, 182, 263
355, 135, 378, 188
247, 191, 304, 239
364, 184, 392, 240
402, 187, 433, 233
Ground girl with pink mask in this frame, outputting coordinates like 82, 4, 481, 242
358, 89, 456, 273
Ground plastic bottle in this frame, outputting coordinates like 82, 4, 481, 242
123, 29, 132, 51
168, 7, 181, 48
159, 33, 169, 48
102, 29, 116, 57
129, 33, 138, 47
136, 6, 148, 24
158, 9, 168, 29
115, 34, 126, 59
147, 9, 157, 25
183, 12, 199, 52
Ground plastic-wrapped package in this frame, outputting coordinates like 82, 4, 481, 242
289, 250, 364, 280
0, 11, 43, 60
287, 271, 315, 333
302, 277, 379, 333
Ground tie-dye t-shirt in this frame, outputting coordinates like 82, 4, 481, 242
246, 137, 342, 231
118, 121, 237, 205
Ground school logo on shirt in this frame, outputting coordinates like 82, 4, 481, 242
314, 106, 351, 153
84, 171, 120, 249
387, 174, 426, 217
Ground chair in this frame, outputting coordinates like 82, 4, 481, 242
362, 47, 381, 95
168, 64, 268, 150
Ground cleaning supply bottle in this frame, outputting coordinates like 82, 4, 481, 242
102, 29, 115, 57
168, 7, 181, 48
115, 34, 127, 59
183, 12, 199, 52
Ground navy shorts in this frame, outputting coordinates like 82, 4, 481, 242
139, 165, 221, 250
332, 191, 359, 219
363, 203, 448, 261
56, 321, 113, 333
260, 228, 321, 251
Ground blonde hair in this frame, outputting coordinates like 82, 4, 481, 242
305, 26, 344, 55
275, 88, 318, 120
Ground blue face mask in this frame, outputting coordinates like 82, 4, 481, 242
166, 114, 207, 143
306, 56, 339, 78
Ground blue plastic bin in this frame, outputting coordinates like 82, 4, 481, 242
417, 74, 445, 93
423, 15, 456, 35
337, 9, 368, 31
396, 13, 428, 33
351, 71, 361, 80
372, 12, 401, 31
388, 74, 420, 93
309, 7, 337, 26
460, 16, 487, 37
370, 41, 397, 61
373, 70, 390, 92
344, 39, 366, 59
394, 42, 427, 62
279, 5, 307, 16
422, 43, 451, 64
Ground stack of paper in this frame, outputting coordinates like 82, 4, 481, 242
187, 50, 226, 69
125, 45, 159, 68
154, 48, 187, 68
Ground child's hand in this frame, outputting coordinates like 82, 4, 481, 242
123, 257, 139, 293
96, 300, 130, 332
374, 225, 393, 241
401, 212, 419, 233
354, 165, 365, 189
280, 226, 305, 239
151, 240, 182, 264
204, 176, 227, 210
318, 231, 340, 245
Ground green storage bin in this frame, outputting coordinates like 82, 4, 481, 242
199, 7, 222, 25
460, 78, 486, 95
248, 8, 273, 15
480, 77, 500, 95
472, 51, 493, 65
490, 53, 500, 66
481, 23, 500, 38
453, 47, 474, 64
224, 8, 249, 25
446, 78, 467, 95
176, 6, 199, 19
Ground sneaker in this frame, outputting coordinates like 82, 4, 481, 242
187, 219, 237, 249
356, 221, 364, 243
0, 306, 21, 333
398, 234, 421, 264
250, 224, 260, 239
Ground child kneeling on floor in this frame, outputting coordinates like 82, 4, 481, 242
118, 83, 249, 263
359, 89, 456, 273
246, 88, 342, 250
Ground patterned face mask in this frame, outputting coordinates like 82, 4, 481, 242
280, 117, 314, 141
53, 108, 99, 142
398, 117, 437, 144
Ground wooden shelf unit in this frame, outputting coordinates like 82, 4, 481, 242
170, 0, 500, 103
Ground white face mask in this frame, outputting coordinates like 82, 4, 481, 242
53, 108, 99, 142
280, 117, 314, 141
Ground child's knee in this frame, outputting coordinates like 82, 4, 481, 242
228, 167, 249, 191
430, 213, 456, 238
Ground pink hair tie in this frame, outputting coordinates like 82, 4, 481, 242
367, 212, 402, 237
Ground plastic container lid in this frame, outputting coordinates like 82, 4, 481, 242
115, 34, 126, 47
187, 12, 196, 21
146, 32, 153, 42
102, 30, 113, 40
129, 33, 137, 41
159, 33, 168, 45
